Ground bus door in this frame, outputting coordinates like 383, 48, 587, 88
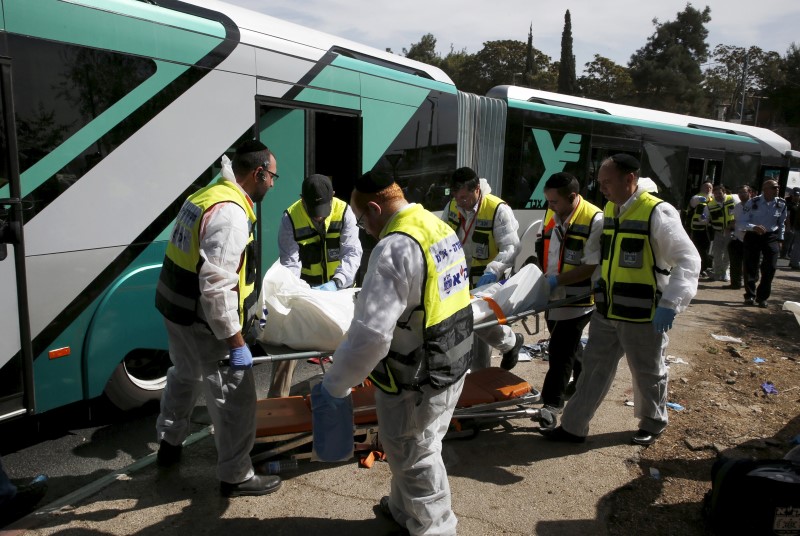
0, 58, 34, 421
687, 149, 724, 205
255, 100, 361, 273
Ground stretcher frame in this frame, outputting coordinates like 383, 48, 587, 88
239, 294, 591, 464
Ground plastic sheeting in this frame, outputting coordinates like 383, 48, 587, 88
256, 261, 550, 351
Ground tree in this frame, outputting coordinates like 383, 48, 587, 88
403, 33, 440, 66
557, 10, 576, 95
772, 43, 800, 131
628, 4, 711, 114
439, 45, 474, 89
524, 24, 536, 83
704, 45, 783, 123
578, 55, 635, 102
460, 40, 529, 94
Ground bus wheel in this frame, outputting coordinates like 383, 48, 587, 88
104, 349, 171, 411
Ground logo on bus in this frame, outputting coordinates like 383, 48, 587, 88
528, 129, 582, 207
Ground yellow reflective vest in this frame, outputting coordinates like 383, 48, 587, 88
155, 178, 257, 332
369, 204, 474, 394
538, 197, 601, 307
707, 194, 735, 232
286, 197, 346, 286
595, 192, 663, 322
688, 194, 709, 231
446, 193, 504, 286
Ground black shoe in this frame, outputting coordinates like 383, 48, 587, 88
501, 334, 524, 371
220, 474, 282, 497
540, 425, 586, 443
724, 284, 741, 290
744, 297, 755, 306
376, 496, 409, 534
632, 429, 661, 446
757, 300, 768, 308
0, 474, 48, 526
537, 406, 558, 433
156, 439, 182, 468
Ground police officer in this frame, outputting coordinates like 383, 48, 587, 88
155, 140, 281, 497
542, 154, 700, 446
270, 174, 362, 397
321, 170, 473, 535
742, 179, 787, 307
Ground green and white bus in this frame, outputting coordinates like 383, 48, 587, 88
1, 0, 796, 421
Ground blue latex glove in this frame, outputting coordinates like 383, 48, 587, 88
314, 280, 338, 291
229, 344, 253, 370
653, 307, 676, 334
476, 272, 498, 287
311, 382, 353, 462
546, 274, 559, 289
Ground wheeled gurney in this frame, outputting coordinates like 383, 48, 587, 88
244, 293, 591, 464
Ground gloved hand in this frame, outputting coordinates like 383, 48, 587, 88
653, 307, 676, 334
314, 280, 338, 291
229, 344, 253, 370
311, 382, 353, 462
476, 272, 498, 287
546, 274, 559, 289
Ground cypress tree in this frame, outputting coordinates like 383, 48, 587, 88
557, 10, 576, 94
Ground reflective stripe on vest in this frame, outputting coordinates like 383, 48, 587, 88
707, 195, 735, 231
596, 193, 661, 322
538, 197, 601, 307
369, 204, 474, 394
155, 178, 257, 330
446, 193, 504, 286
689, 195, 708, 231
286, 198, 346, 286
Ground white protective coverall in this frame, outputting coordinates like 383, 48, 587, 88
560, 185, 701, 437
442, 179, 520, 365
156, 169, 257, 485
323, 203, 464, 536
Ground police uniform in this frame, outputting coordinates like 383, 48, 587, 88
559, 186, 700, 439
323, 202, 472, 536
742, 193, 787, 304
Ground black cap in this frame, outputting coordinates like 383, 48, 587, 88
792, 187, 800, 196
609, 153, 640, 172
354, 170, 394, 193
302, 174, 333, 218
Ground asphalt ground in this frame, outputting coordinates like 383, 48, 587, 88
1, 317, 651, 536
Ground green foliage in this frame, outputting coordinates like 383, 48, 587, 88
557, 10, 576, 95
403, 33, 440, 66
628, 3, 711, 114
578, 55, 635, 101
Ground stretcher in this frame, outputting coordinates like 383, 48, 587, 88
242, 293, 591, 465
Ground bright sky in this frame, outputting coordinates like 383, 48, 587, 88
226, 0, 799, 74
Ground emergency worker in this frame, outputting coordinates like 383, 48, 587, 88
727, 185, 753, 289
686, 181, 713, 277
270, 174, 362, 397
707, 184, 736, 281
742, 179, 787, 307
154, 140, 282, 497
542, 154, 700, 446
321, 170, 473, 535
535, 172, 602, 420
443, 166, 521, 369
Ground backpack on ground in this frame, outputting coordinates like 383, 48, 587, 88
704, 457, 800, 535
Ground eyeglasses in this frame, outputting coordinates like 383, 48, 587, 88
355, 211, 366, 229
260, 162, 278, 180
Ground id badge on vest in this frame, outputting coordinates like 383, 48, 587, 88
619, 237, 644, 269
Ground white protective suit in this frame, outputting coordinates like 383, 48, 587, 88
156, 161, 257, 485
560, 185, 701, 438
322, 204, 464, 536
442, 179, 521, 365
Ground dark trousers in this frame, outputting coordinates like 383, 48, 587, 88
727, 238, 744, 288
691, 229, 712, 273
541, 311, 593, 408
743, 232, 779, 302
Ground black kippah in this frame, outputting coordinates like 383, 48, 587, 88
355, 170, 394, 193
609, 153, 640, 172
236, 139, 268, 155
